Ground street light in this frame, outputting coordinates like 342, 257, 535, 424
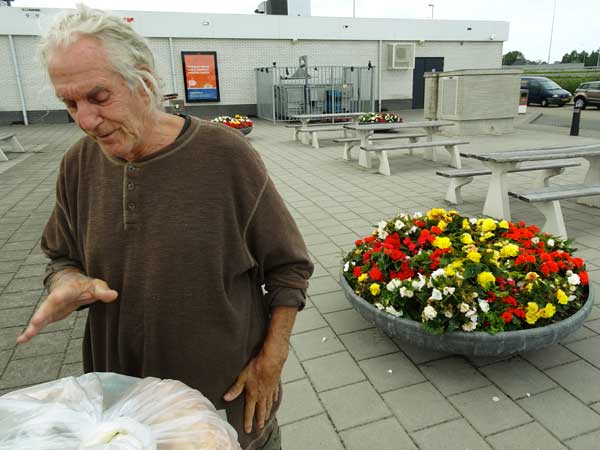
353, 0, 356, 18
547, 0, 557, 64
428, 3, 434, 19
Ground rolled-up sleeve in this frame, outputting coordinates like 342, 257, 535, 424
41, 156, 84, 290
244, 176, 314, 310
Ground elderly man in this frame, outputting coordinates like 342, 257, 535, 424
16, 5, 313, 450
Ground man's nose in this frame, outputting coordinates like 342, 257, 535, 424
75, 103, 102, 132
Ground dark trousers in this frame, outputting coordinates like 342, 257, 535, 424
258, 420, 281, 450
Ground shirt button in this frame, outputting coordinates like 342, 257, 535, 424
128, 202, 136, 210
127, 165, 135, 172
127, 182, 135, 191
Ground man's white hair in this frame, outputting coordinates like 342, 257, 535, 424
39, 4, 163, 110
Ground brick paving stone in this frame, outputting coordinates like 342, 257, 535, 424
486, 422, 567, 450
0, 306, 33, 328
0, 354, 62, 389
0, 249, 29, 262
277, 379, 323, 426
281, 349, 304, 384
339, 328, 398, 361
393, 337, 450, 364
518, 388, 600, 440
44, 314, 77, 334
310, 263, 329, 279
340, 417, 417, 450
2, 241, 38, 252
566, 335, 600, 367
3, 276, 43, 293
0, 261, 20, 274
0, 290, 42, 309
358, 352, 425, 393
319, 381, 391, 431
0, 349, 12, 375
449, 385, 532, 436
292, 308, 328, 335
521, 344, 580, 370
59, 362, 84, 378
281, 414, 344, 450
0, 327, 22, 350
480, 357, 556, 400
560, 326, 597, 344
411, 419, 493, 450
546, 359, 600, 404
0, 273, 13, 288
310, 291, 352, 314
306, 276, 340, 296
70, 315, 87, 338
63, 337, 83, 365
13, 330, 70, 360
383, 382, 460, 432
290, 327, 344, 361
419, 356, 490, 396
314, 253, 344, 269
14, 264, 46, 279
302, 352, 365, 392
323, 309, 373, 335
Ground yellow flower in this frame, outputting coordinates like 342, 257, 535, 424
427, 208, 447, 221
477, 271, 496, 289
527, 302, 539, 313
525, 272, 539, 282
438, 220, 448, 231
433, 237, 452, 249
557, 289, 569, 305
500, 244, 519, 258
358, 273, 368, 283
462, 219, 471, 230
499, 220, 509, 229
450, 260, 464, 269
461, 233, 474, 245
481, 218, 497, 232
444, 266, 456, 276
544, 303, 556, 318
467, 251, 482, 263
526, 311, 538, 324
370, 283, 381, 296
480, 232, 495, 242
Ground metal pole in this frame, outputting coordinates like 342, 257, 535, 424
547, 0, 557, 64
353, 0, 355, 18
596, 47, 600, 69
168, 37, 177, 93
428, 4, 434, 19
8, 35, 28, 126
378, 40, 382, 112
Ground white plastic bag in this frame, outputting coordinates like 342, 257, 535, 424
0, 372, 241, 450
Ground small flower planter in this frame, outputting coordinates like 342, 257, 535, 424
340, 275, 594, 357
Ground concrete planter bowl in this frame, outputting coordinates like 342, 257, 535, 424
240, 126, 252, 136
340, 274, 594, 357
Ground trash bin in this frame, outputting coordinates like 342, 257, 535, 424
325, 90, 342, 114
518, 88, 528, 114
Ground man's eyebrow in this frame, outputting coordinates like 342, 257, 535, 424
87, 86, 108, 98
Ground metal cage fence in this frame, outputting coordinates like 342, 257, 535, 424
255, 65, 376, 122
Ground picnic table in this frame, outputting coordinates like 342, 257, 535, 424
343, 120, 456, 169
460, 143, 600, 221
290, 112, 366, 145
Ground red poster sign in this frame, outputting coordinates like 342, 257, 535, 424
181, 52, 220, 102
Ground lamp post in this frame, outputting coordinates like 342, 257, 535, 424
428, 3, 434, 19
547, 0, 557, 64
353, 0, 356, 18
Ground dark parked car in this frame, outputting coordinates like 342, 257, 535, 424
573, 81, 600, 109
521, 76, 572, 107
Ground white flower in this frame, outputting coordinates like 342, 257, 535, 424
423, 305, 437, 321
412, 273, 426, 291
472, 292, 479, 298
430, 288, 443, 301
394, 219, 405, 230
547, 239, 555, 247
462, 322, 477, 332
443, 286, 456, 296
344, 261, 350, 272
400, 213, 408, 220
568, 273, 581, 285
444, 310, 453, 318
459, 302, 470, 313
409, 226, 418, 234
570, 285, 577, 293
386, 279, 402, 292
478, 299, 490, 313
431, 268, 446, 279
413, 212, 423, 219
427, 279, 434, 288
377, 221, 389, 239
466, 309, 478, 323
531, 237, 540, 245
385, 306, 403, 317
469, 218, 478, 224
568, 294, 577, 302
399, 287, 414, 298
375, 303, 384, 310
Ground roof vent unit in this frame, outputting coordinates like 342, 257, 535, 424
387, 43, 415, 70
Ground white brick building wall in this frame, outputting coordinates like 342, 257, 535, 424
0, 36, 502, 114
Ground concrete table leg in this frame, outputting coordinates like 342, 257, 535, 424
482, 162, 517, 220
578, 156, 600, 208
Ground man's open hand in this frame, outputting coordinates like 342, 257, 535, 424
16, 272, 118, 344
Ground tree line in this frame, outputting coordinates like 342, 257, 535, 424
503, 50, 600, 67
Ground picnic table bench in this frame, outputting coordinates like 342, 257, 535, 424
0, 132, 25, 162
290, 112, 365, 145
333, 132, 428, 161
461, 143, 600, 237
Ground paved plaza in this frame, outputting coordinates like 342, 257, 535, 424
1, 114, 600, 450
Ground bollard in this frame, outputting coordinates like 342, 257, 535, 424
570, 106, 581, 136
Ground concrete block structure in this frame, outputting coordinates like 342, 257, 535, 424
0, 7, 509, 124
424, 68, 522, 135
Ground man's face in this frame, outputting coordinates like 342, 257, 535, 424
48, 37, 151, 160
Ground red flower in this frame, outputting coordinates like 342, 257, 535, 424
430, 226, 443, 235
369, 266, 384, 281
501, 311, 513, 324
580, 271, 589, 285
355, 239, 364, 246
353, 266, 362, 277
364, 235, 376, 244
540, 260, 559, 276
502, 295, 518, 306
573, 258, 584, 269
391, 249, 404, 261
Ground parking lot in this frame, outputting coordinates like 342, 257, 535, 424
530, 105, 600, 132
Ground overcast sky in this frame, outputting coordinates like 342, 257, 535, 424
10, 0, 600, 63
